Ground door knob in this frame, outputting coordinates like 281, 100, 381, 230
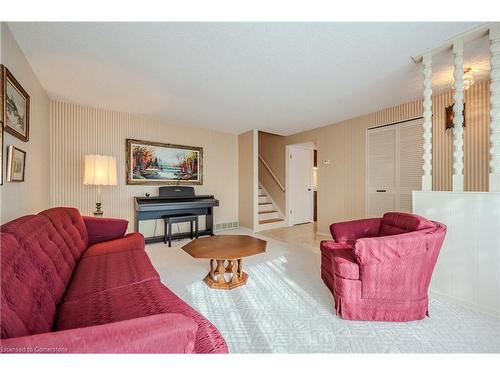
307, 188, 311, 191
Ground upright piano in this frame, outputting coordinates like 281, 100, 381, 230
134, 186, 219, 244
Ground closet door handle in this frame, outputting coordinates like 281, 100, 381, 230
376, 189, 387, 193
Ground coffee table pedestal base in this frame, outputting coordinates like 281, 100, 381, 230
204, 258, 248, 290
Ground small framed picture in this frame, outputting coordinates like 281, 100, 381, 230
0, 128, 3, 185
2, 65, 30, 142
7, 145, 26, 182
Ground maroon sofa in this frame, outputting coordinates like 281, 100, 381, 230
320, 212, 446, 322
0, 207, 228, 353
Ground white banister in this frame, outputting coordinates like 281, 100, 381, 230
489, 24, 500, 192
422, 53, 433, 191
452, 40, 465, 192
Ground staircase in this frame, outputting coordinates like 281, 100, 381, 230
257, 184, 286, 231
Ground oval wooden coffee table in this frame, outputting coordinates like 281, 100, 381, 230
182, 235, 267, 289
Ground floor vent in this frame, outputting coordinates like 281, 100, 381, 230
214, 222, 239, 232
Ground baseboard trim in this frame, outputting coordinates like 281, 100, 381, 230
429, 289, 500, 318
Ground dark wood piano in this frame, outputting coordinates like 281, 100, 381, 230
134, 186, 219, 244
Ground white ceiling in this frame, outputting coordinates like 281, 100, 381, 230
8, 22, 491, 136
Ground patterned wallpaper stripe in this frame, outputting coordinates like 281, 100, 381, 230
50, 101, 238, 234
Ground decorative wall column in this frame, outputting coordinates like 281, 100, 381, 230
452, 40, 465, 192
489, 24, 500, 192
422, 53, 433, 191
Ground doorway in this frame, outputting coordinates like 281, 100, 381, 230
286, 143, 314, 225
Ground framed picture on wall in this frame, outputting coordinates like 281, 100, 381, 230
0, 128, 3, 185
445, 103, 466, 130
0, 66, 3, 185
7, 145, 26, 182
126, 139, 203, 185
2, 66, 30, 142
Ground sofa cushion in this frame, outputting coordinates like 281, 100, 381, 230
320, 241, 359, 280
39, 207, 89, 261
64, 249, 159, 301
378, 212, 435, 236
82, 233, 145, 258
1, 232, 58, 338
1, 215, 75, 305
56, 280, 228, 353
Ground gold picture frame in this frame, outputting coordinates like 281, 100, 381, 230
126, 138, 203, 185
2, 65, 30, 142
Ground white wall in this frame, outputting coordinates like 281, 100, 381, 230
414, 191, 500, 316
0, 23, 51, 223
50, 101, 239, 235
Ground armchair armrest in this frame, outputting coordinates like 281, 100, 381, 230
353, 229, 429, 265
330, 218, 382, 244
83, 216, 128, 245
0, 313, 198, 353
320, 240, 353, 253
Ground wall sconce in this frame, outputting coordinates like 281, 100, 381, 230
445, 67, 472, 130
445, 103, 466, 130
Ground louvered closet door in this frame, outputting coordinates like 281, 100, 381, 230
367, 126, 396, 217
398, 119, 424, 213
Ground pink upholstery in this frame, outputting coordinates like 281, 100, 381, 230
82, 233, 145, 258
1, 313, 198, 353
378, 211, 435, 236
63, 250, 160, 301
1, 207, 228, 353
330, 218, 382, 245
83, 216, 128, 245
0, 232, 58, 338
321, 212, 446, 322
39, 207, 89, 259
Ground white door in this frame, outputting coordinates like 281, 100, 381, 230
289, 146, 313, 225
367, 126, 396, 217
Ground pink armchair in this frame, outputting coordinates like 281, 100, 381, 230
320, 212, 446, 322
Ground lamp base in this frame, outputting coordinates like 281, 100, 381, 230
94, 202, 104, 216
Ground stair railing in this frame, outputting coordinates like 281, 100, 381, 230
258, 154, 285, 192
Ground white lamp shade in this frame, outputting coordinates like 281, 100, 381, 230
84, 154, 117, 186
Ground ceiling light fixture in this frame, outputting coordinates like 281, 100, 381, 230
462, 67, 474, 90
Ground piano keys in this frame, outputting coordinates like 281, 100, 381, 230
134, 186, 219, 244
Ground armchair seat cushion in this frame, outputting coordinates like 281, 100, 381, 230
63, 250, 160, 302
320, 241, 359, 280
56, 280, 228, 354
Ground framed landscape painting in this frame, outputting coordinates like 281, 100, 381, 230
2, 66, 30, 142
126, 139, 203, 185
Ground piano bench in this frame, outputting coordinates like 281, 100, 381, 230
163, 214, 199, 247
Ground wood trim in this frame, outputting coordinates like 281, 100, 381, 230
125, 138, 203, 185
258, 154, 285, 192
2, 65, 30, 142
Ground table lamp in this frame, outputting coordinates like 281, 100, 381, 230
83, 154, 117, 216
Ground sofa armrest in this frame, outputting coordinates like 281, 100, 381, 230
320, 240, 353, 253
353, 229, 430, 265
83, 216, 128, 245
83, 232, 145, 257
330, 218, 382, 244
0, 313, 198, 354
